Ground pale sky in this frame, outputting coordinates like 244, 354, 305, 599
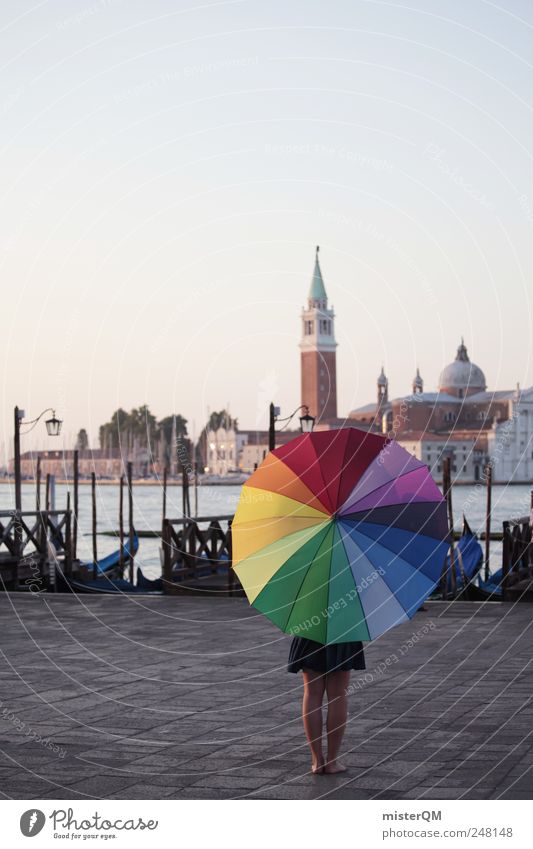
2, 0, 533, 451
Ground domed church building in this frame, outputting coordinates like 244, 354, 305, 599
347, 339, 533, 484
299, 249, 532, 484
438, 338, 487, 398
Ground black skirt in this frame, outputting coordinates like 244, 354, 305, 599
288, 636, 366, 674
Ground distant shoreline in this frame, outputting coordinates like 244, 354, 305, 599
0, 478, 530, 487
0, 478, 246, 487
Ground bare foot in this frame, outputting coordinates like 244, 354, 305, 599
324, 760, 347, 774
311, 755, 325, 774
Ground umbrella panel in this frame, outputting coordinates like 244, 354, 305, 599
234, 487, 327, 523
341, 519, 449, 584
232, 516, 329, 565
344, 501, 449, 540
233, 520, 331, 601
253, 521, 334, 635
243, 452, 330, 514
325, 523, 370, 642
338, 524, 409, 640
339, 466, 443, 515
339, 519, 436, 618
339, 440, 422, 514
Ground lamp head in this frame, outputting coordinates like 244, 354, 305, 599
299, 406, 315, 433
45, 411, 62, 437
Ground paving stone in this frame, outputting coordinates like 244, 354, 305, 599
1, 596, 532, 800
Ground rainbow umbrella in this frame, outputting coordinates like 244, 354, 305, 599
232, 428, 449, 643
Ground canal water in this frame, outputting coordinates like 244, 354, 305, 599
1, 482, 531, 580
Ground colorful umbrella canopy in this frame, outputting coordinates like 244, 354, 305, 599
232, 428, 450, 644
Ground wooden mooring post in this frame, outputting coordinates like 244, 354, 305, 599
91, 472, 98, 579
162, 518, 172, 593
127, 461, 134, 584
501, 520, 511, 602
182, 466, 190, 519
45, 474, 51, 512
64, 497, 72, 579
118, 473, 125, 576
36, 456, 41, 511
73, 449, 79, 561
484, 463, 492, 581
442, 458, 457, 598
162, 466, 167, 535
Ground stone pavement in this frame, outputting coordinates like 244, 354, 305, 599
0, 594, 531, 800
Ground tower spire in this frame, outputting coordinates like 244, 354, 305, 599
308, 245, 327, 305
413, 367, 424, 394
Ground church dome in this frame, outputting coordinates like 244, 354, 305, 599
438, 339, 486, 397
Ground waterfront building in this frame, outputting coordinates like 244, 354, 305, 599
296, 249, 532, 482
348, 339, 533, 483
11, 449, 126, 480
204, 426, 296, 475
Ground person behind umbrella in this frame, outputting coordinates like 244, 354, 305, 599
288, 634, 365, 774
231, 428, 450, 776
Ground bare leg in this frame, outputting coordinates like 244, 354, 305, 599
324, 670, 350, 773
302, 669, 326, 774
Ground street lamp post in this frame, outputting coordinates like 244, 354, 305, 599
268, 403, 280, 451
268, 403, 315, 451
14, 406, 63, 512
14, 407, 23, 514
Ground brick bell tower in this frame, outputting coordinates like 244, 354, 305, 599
300, 246, 338, 422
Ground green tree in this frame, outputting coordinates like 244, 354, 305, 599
157, 414, 188, 446
75, 428, 89, 450
206, 410, 238, 432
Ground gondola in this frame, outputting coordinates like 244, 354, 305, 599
472, 562, 505, 600
58, 533, 146, 593
63, 575, 152, 594
81, 532, 139, 574
432, 516, 484, 598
